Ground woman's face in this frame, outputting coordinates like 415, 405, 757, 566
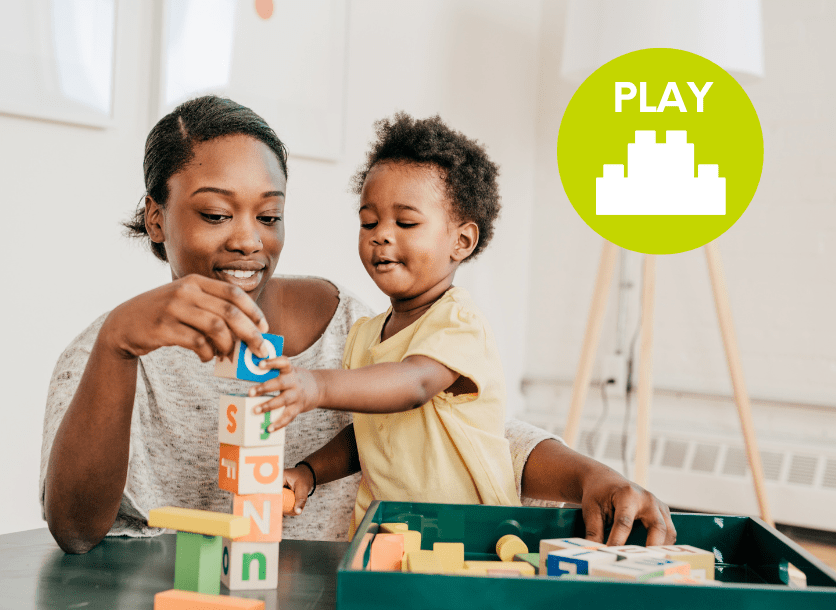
148, 135, 286, 304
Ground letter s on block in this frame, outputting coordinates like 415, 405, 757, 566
245, 455, 280, 485
226, 404, 238, 433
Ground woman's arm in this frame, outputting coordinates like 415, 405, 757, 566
520, 437, 676, 546
44, 276, 269, 553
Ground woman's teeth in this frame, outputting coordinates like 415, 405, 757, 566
223, 269, 257, 279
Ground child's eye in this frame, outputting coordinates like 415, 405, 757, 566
200, 213, 229, 223
258, 215, 282, 226
397, 222, 418, 228
360, 222, 377, 230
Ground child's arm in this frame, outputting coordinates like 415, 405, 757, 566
248, 355, 460, 432
282, 424, 361, 515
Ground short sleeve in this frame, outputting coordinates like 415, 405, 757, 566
400, 297, 493, 395
342, 317, 370, 369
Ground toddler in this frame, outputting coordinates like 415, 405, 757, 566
249, 113, 519, 533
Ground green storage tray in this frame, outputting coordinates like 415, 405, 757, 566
337, 502, 836, 609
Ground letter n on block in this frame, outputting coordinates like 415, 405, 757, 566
232, 494, 283, 542
222, 539, 279, 590
219, 444, 284, 495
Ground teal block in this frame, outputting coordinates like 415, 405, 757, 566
174, 531, 222, 595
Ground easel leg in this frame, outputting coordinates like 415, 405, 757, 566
705, 242, 774, 526
634, 255, 656, 487
565, 240, 619, 448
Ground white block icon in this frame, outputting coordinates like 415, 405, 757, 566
596, 130, 725, 215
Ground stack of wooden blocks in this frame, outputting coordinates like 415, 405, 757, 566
150, 334, 291, 608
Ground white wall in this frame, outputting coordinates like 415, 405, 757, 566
526, 0, 836, 407
0, 1, 541, 534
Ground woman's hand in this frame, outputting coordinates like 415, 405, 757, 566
248, 357, 323, 430
520, 438, 676, 546
282, 468, 314, 515
577, 466, 676, 546
101, 274, 271, 362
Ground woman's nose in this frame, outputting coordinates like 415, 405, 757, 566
227, 219, 263, 254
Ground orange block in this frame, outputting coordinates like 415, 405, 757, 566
232, 494, 282, 542
154, 589, 264, 609
282, 488, 295, 513
369, 534, 405, 571
219, 444, 283, 495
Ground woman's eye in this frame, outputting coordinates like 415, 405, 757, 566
259, 216, 282, 225
200, 213, 229, 223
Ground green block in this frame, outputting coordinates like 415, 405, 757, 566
514, 552, 540, 574
174, 531, 222, 595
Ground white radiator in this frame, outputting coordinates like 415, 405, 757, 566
520, 378, 836, 532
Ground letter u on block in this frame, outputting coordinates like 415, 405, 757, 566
232, 494, 283, 542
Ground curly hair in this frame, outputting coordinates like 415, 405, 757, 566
123, 95, 289, 262
351, 113, 501, 261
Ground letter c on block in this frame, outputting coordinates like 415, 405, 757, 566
226, 404, 238, 433
245, 455, 279, 484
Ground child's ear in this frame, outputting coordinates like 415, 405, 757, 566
144, 196, 166, 244
451, 221, 479, 262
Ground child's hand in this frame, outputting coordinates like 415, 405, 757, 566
248, 356, 323, 431
282, 467, 314, 515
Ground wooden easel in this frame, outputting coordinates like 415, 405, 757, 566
564, 240, 774, 526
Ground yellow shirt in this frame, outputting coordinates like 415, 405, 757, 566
344, 287, 520, 537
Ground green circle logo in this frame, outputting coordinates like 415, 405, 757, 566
557, 48, 763, 254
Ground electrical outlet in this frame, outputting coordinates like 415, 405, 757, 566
603, 354, 627, 396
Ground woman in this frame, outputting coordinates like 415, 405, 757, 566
41, 96, 674, 554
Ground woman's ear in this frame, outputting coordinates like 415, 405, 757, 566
451, 221, 479, 262
144, 196, 165, 244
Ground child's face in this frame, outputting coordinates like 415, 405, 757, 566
146, 135, 286, 303
358, 162, 469, 304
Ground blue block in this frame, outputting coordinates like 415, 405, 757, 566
235, 334, 284, 382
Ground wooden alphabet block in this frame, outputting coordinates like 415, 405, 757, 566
464, 561, 535, 576
648, 573, 720, 585
232, 494, 282, 543
221, 539, 279, 590
219, 444, 284, 495
405, 550, 443, 573
154, 589, 265, 609
393, 530, 422, 572
487, 570, 521, 577
148, 506, 250, 539
218, 395, 285, 448
496, 535, 528, 562
599, 544, 666, 561
539, 539, 603, 576
174, 531, 223, 595
214, 334, 284, 382
546, 548, 618, 577
433, 542, 465, 572
590, 557, 672, 581
648, 545, 715, 580
370, 534, 405, 571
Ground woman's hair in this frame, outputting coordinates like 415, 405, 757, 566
124, 95, 289, 262
351, 112, 501, 261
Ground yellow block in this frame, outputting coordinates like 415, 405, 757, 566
380, 522, 409, 534
433, 542, 465, 573
464, 560, 535, 576
406, 550, 443, 573
648, 545, 715, 580
148, 506, 250, 538
496, 535, 528, 562
452, 567, 488, 576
